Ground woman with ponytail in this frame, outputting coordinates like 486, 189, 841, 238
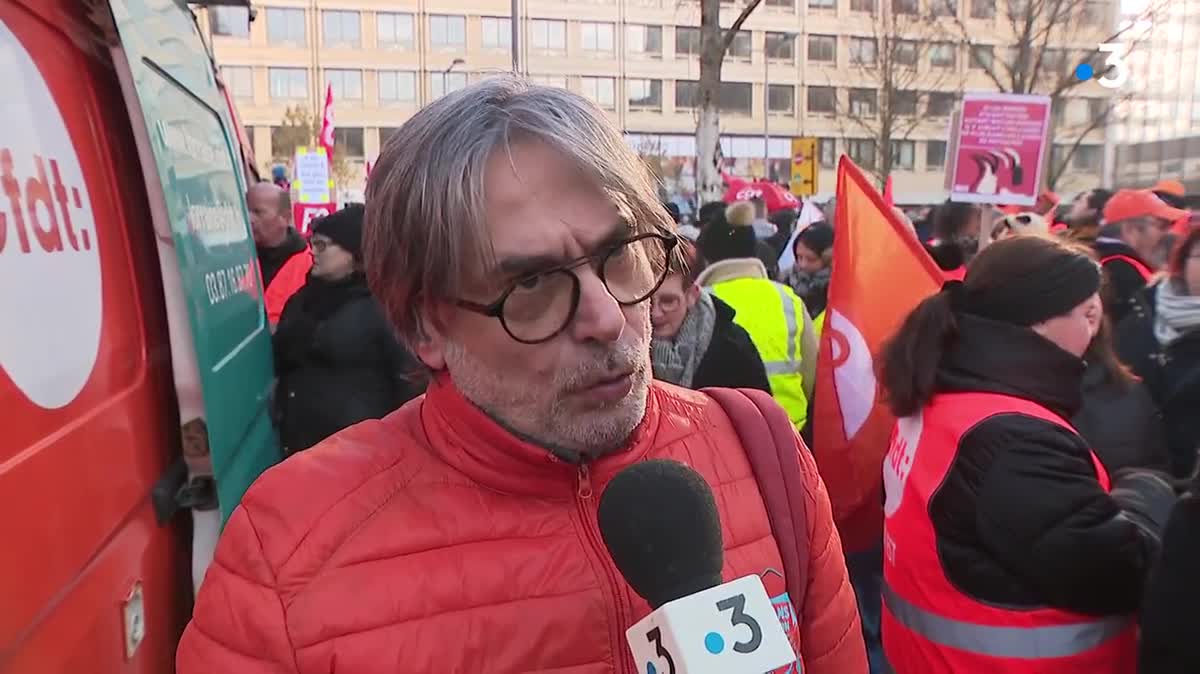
879, 235, 1175, 674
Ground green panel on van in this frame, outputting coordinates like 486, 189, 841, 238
108, 0, 282, 521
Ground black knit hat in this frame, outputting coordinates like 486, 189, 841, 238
698, 201, 758, 263
795, 223, 834, 258
949, 238, 1101, 326
313, 204, 365, 260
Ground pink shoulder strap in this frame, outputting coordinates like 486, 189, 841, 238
705, 387, 810, 609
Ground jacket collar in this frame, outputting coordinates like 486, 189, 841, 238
696, 258, 768, 286
937, 313, 1086, 418
419, 372, 665, 499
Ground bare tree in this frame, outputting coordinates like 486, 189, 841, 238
272, 105, 357, 191
832, 0, 963, 183
946, 0, 1164, 188
695, 0, 764, 202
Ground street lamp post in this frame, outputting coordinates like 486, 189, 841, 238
511, 0, 521, 74
763, 33, 796, 178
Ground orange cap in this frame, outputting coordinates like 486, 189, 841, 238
1152, 179, 1186, 197
1102, 189, 1189, 225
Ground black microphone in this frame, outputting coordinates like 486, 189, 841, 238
598, 458, 725, 609
598, 459, 798, 673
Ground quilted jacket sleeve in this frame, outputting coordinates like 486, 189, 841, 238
175, 506, 299, 674
795, 435, 870, 674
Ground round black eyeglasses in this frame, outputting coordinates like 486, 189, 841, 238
455, 232, 679, 344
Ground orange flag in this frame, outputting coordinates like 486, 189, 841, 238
813, 157, 943, 553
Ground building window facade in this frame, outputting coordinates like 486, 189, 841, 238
430, 72, 468, 99
211, 6, 249, 37
268, 67, 308, 100
530, 20, 567, 51
429, 15, 466, 49
266, 7, 306, 45
377, 13, 414, 48
221, 65, 253, 98
325, 69, 363, 100
808, 35, 837, 63
628, 79, 663, 110
768, 84, 795, 114
482, 17, 512, 49
808, 86, 837, 113
581, 23, 616, 53
378, 70, 417, 103
926, 140, 947, 168
581, 76, 617, 109
628, 25, 663, 57
322, 10, 360, 47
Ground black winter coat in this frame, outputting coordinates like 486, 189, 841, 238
1140, 484, 1200, 674
1072, 359, 1169, 473
273, 272, 423, 453
692, 296, 771, 393
1116, 283, 1200, 477
925, 314, 1166, 616
1094, 237, 1152, 325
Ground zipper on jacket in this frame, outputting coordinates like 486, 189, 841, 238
576, 463, 633, 674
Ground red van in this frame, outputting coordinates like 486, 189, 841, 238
0, 1, 279, 671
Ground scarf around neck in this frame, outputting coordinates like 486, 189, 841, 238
786, 266, 831, 316
1154, 278, 1200, 346
650, 290, 717, 388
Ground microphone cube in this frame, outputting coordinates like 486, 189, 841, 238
626, 574, 798, 674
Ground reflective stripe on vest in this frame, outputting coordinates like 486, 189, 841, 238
1100, 254, 1153, 283
883, 584, 1132, 660
762, 283, 802, 376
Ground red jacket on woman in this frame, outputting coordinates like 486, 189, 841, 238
176, 377, 866, 673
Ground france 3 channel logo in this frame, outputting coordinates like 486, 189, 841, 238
1075, 42, 1130, 89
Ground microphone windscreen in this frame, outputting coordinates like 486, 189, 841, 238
597, 459, 724, 609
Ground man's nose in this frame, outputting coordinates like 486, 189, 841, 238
568, 268, 626, 344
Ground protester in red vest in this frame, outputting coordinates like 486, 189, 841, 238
878, 235, 1175, 674
247, 182, 311, 327
1096, 189, 1188, 323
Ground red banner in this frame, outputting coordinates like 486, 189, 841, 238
812, 157, 942, 552
318, 83, 335, 161
293, 202, 335, 235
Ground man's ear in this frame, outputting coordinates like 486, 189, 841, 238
413, 309, 448, 370
685, 282, 702, 304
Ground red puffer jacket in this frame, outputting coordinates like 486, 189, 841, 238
177, 378, 865, 673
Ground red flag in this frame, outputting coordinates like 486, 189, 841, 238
319, 82, 335, 161
882, 175, 894, 207
812, 157, 943, 553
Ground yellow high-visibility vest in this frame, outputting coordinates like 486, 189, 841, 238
709, 277, 810, 429
813, 309, 826, 337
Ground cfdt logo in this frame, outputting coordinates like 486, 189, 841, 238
1075, 42, 1131, 89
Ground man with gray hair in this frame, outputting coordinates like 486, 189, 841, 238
177, 76, 865, 674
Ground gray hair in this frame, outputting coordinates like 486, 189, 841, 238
364, 75, 671, 345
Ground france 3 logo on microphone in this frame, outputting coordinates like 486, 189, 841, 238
626, 574, 797, 674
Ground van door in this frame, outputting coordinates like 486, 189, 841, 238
105, 0, 282, 519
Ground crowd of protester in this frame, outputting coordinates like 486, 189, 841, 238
177, 76, 1200, 674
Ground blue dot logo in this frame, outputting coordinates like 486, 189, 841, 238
704, 631, 726, 654
1075, 63, 1094, 81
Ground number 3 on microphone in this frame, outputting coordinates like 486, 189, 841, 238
716, 593, 764, 653
646, 627, 677, 674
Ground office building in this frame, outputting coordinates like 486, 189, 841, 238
200, 0, 1112, 202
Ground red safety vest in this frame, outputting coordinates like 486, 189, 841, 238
881, 392, 1137, 674
1100, 254, 1154, 283
264, 250, 312, 326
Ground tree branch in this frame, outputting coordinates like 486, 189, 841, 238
723, 0, 765, 51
